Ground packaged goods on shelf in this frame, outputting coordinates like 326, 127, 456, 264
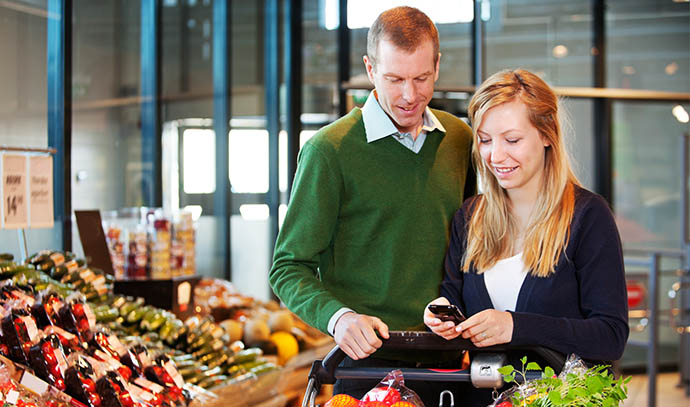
105, 224, 126, 280
127, 227, 148, 279
103, 208, 197, 280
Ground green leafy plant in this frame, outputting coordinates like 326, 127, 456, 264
495, 356, 630, 407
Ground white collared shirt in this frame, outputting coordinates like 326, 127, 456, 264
361, 90, 446, 154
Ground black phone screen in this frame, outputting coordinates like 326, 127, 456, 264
428, 304, 466, 324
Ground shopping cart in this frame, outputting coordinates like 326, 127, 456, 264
302, 330, 567, 407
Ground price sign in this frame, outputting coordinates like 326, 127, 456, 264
2, 154, 28, 229
29, 155, 54, 228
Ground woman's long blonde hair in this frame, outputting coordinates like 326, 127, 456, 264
465, 69, 580, 277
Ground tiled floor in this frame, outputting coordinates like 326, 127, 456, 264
622, 372, 689, 407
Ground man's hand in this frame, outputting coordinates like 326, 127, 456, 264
333, 312, 389, 360
423, 297, 461, 340
457, 309, 513, 347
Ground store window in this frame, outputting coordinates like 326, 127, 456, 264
485, 0, 592, 87
613, 101, 690, 251
182, 129, 215, 194
608, 0, 689, 92
70, 0, 142, 257
0, 0, 60, 256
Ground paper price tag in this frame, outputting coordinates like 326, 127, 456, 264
164, 360, 185, 388
128, 383, 154, 401
2, 154, 28, 229
84, 303, 96, 328
21, 316, 39, 342
55, 348, 68, 376
134, 377, 164, 394
108, 334, 127, 357
29, 155, 54, 228
20, 371, 49, 395
46, 325, 77, 341
5, 389, 19, 404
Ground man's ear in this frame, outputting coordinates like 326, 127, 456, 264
434, 52, 441, 82
363, 55, 375, 83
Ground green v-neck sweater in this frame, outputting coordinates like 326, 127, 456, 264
270, 107, 475, 336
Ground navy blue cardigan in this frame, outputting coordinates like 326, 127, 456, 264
440, 187, 629, 362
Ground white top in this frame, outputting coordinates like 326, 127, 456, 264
483, 252, 528, 312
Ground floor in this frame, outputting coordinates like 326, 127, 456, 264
622, 372, 689, 407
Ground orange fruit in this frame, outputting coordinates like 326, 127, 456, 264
324, 394, 360, 407
391, 402, 417, 407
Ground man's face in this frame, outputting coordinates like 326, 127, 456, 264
363, 39, 440, 135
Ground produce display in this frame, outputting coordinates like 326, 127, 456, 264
492, 355, 629, 407
0, 249, 333, 407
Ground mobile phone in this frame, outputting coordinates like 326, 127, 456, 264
428, 304, 466, 324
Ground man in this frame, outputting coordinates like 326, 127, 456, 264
270, 6, 475, 403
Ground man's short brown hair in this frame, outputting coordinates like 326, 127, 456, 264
366, 6, 440, 67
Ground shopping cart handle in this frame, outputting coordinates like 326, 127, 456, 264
307, 331, 567, 387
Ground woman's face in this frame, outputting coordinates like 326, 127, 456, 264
477, 100, 550, 200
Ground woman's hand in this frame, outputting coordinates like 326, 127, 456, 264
423, 297, 462, 340
457, 309, 513, 347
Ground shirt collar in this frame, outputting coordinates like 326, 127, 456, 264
362, 90, 446, 143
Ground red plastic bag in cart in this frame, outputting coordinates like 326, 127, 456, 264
324, 369, 424, 407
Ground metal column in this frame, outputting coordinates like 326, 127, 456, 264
141, 0, 162, 207
681, 132, 690, 396
647, 253, 661, 407
264, 0, 280, 270
213, 0, 232, 281
47, 0, 72, 251
592, 0, 613, 205
337, 0, 350, 117
285, 0, 302, 196
471, 0, 485, 86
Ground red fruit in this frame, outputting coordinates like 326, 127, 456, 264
362, 402, 389, 407
88, 392, 102, 407
83, 377, 96, 393
390, 403, 417, 407
54, 377, 66, 391
362, 387, 401, 404
324, 394, 360, 407
119, 393, 134, 407
77, 317, 90, 332
118, 365, 133, 382
495, 402, 513, 407
73, 303, 85, 317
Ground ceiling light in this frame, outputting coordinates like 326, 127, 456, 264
672, 105, 689, 124
552, 45, 568, 58
665, 62, 679, 75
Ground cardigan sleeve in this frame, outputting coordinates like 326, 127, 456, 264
269, 141, 347, 334
440, 200, 473, 314
510, 195, 630, 361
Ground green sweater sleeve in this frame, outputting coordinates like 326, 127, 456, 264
269, 141, 346, 333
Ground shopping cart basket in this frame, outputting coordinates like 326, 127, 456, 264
302, 330, 566, 407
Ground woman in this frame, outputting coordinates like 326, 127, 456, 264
423, 69, 629, 399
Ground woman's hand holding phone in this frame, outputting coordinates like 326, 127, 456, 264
423, 297, 463, 340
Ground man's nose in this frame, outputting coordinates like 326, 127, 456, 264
401, 81, 416, 102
